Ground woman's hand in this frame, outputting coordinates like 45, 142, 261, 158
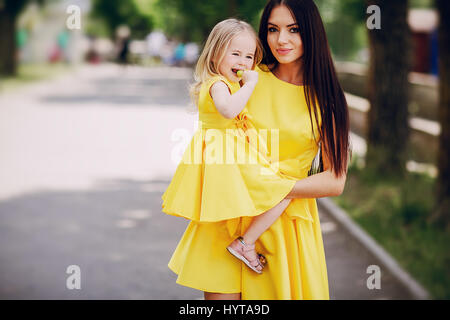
285, 137, 347, 199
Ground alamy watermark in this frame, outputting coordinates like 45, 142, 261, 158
170, 121, 282, 175
366, 5, 381, 30
366, 265, 381, 290
66, 5, 81, 30
66, 265, 81, 290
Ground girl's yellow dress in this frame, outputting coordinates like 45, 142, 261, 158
162, 68, 329, 299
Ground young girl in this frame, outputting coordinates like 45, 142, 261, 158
161, 18, 298, 274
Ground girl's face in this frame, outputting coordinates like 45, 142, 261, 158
266, 5, 303, 65
218, 31, 256, 82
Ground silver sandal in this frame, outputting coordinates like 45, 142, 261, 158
226, 237, 266, 274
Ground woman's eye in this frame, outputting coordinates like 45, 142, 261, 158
290, 28, 299, 33
268, 27, 277, 33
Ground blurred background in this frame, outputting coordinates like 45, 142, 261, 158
0, 0, 448, 300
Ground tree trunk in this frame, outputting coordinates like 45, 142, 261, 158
431, 0, 450, 230
0, 8, 17, 76
228, 0, 237, 17
366, 0, 411, 178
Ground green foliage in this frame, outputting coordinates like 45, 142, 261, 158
152, 0, 267, 42
410, 0, 435, 8
134, 0, 369, 59
84, 17, 110, 38
0, 0, 49, 76
1, 0, 43, 17
315, 0, 368, 61
336, 162, 450, 299
397, 173, 436, 226
90, 0, 153, 39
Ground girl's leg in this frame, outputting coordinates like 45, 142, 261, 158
204, 292, 241, 300
242, 198, 292, 245
228, 198, 292, 272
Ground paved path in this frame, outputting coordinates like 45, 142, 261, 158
0, 64, 414, 299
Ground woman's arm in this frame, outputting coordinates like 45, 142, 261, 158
284, 169, 346, 199
285, 126, 348, 199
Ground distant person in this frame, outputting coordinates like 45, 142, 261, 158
160, 40, 176, 65
57, 30, 70, 62
115, 25, 131, 66
184, 42, 199, 66
173, 43, 186, 66
117, 36, 130, 65
85, 35, 100, 64
48, 30, 70, 63
16, 28, 28, 62
146, 30, 167, 61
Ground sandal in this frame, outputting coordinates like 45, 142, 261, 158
226, 237, 266, 274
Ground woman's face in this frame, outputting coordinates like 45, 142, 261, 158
266, 5, 303, 65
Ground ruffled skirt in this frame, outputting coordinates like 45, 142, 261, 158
161, 127, 297, 223
167, 198, 329, 299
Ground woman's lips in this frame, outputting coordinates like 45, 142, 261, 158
276, 48, 292, 55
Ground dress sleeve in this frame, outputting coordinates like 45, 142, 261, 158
205, 75, 234, 97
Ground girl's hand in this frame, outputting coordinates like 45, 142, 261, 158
240, 70, 258, 85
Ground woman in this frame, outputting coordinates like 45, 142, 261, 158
168, 0, 350, 300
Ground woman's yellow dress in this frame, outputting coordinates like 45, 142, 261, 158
162, 68, 329, 299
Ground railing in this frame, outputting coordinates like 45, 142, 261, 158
337, 62, 439, 177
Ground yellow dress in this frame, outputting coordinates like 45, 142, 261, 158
162, 75, 297, 223
163, 69, 329, 299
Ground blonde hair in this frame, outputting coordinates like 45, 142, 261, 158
189, 19, 263, 108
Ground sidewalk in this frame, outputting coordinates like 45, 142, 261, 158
0, 64, 421, 299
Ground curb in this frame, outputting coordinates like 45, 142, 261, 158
318, 197, 431, 300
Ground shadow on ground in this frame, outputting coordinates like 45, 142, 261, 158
40, 77, 192, 107
0, 178, 201, 299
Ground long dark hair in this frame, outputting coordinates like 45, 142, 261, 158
259, 0, 351, 177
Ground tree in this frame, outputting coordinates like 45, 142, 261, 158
365, 0, 411, 178
154, 0, 267, 43
90, 0, 153, 39
0, 0, 43, 76
315, 0, 367, 60
431, 0, 450, 230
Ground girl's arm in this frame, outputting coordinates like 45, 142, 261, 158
210, 71, 258, 119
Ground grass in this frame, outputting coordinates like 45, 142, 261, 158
334, 156, 450, 299
0, 62, 75, 93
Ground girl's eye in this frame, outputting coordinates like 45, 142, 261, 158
268, 27, 277, 33
232, 53, 239, 56
246, 56, 253, 59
